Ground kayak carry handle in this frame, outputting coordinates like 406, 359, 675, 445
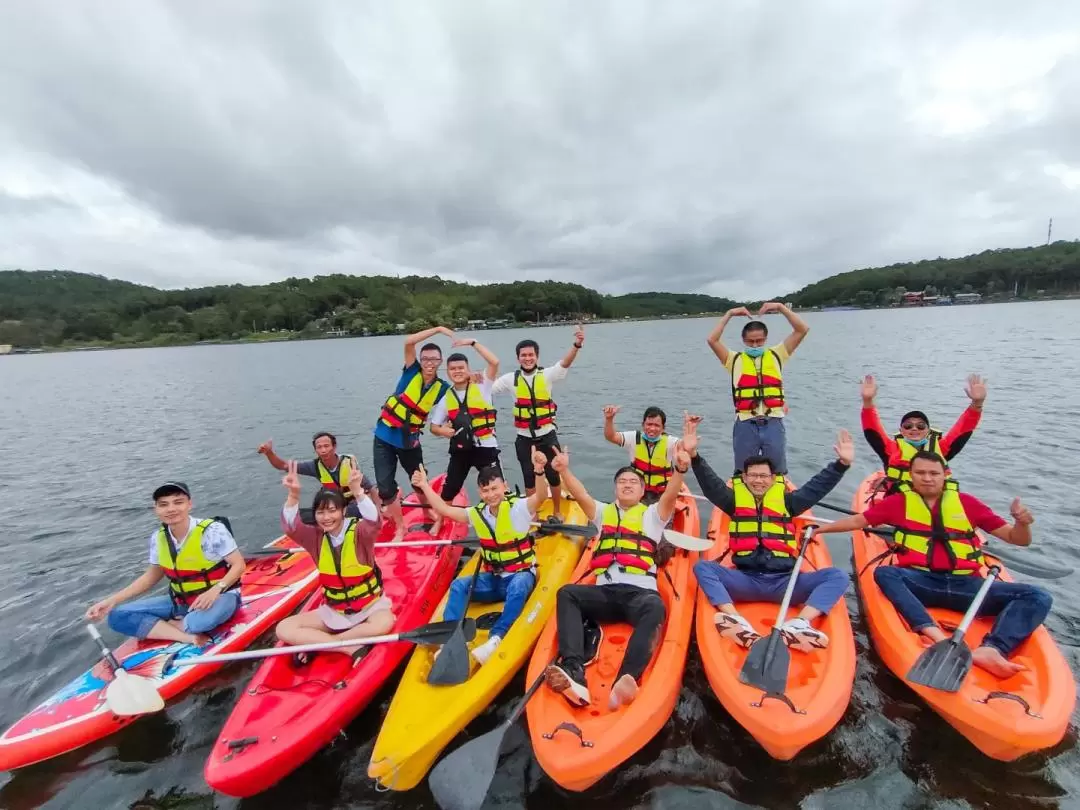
542, 722, 594, 747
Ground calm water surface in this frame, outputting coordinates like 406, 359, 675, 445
1, 302, 1079, 810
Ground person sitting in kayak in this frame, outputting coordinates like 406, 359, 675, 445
861, 373, 986, 494
85, 482, 246, 647
257, 431, 377, 514
602, 405, 683, 505
812, 452, 1048, 679
411, 451, 550, 665
277, 460, 393, 661
543, 445, 686, 710
685, 414, 854, 651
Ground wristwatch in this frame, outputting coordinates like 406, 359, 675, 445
573, 341, 583, 349
469, 339, 477, 346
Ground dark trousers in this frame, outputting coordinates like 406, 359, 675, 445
441, 446, 503, 501
372, 436, 425, 502
515, 433, 561, 490
555, 583, 666, 682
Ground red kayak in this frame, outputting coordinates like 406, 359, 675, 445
0, 535, 318, 771
204, 476, 467, 797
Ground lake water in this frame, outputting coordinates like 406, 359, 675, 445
1, 302, 1078, 809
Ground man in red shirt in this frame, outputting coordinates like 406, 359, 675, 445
812, 452, 1049, 679
860, 373, 986, 493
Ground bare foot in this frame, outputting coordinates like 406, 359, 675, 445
608, 673, 639, 710
971, 646, 1026, 678
188, 633, 212, 647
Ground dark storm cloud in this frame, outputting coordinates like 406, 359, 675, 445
1, 1, 1078, 297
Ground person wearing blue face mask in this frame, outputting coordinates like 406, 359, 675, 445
706, 303, 810, 475
602, 405, 683, 504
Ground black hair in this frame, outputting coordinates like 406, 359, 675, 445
446, 352, 469, 366
312, 431, 337, 447
613, 465, 645, 483
743, 456, 776, 474
477, 466, 505, 488
910, 451, 947, 470
642, 406, 667, 426
741, 321, 768, 339
515, 339, 540, 357
419, 342, 443, 356
312, 488, 347, 512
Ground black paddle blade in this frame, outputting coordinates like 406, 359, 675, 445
739, 630, 790, 693
428, 724, 508, 810
535, 521, 596, 538
906, 636, 972, 692
401, 618, 477, 647
426, 626, 473, 686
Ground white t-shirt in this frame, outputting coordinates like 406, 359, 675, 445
429, 378, 499, 449
589, 500, 668, 591
490, 363, 569, 438
618, 431, 681, 465
148, 517, 238, 565
471, 497, 536, 577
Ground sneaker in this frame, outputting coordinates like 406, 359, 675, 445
714, 612, 760, 649
779, 617, 830, 652
471, 635, 502, 665
608, 673, 639, 711
544, 663, 591, 707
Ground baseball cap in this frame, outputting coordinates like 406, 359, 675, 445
152, 481, 191, 501
900, 410, 929, 426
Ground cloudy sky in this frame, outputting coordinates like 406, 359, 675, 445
1, 1, 1078, 300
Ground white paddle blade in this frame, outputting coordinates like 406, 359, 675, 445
663, 529, 714, 552
105, 670, 165, 716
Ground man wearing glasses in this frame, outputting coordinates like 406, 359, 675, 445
373, 326, 454, 542
860, 373, 987, 495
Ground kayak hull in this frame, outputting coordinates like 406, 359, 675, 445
203, 478, 466, 797
368, 498, 586, 790
525, 488, 699, 792
852, 471, 1074, 760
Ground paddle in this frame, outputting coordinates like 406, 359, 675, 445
86, 624, 166, 717
816, 501, 1072, 580
906, 566, 1002, 692
662, 528, 716, 552
427, 562, 482, 686
738, 525, 814, 693
428, 666, 549, 810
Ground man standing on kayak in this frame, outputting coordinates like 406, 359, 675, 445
276, 461, 393, 660
373, 326, 454, 542
543, 445, 686, 710
812, 452, 1049, 679
684, 414, 853, 651
861, 373, 986, 494
411, 451, 549, 665
706, 303, 809, 475
490, 325, 585, 517
602, 405, 682, 505
257, 432, 377, 513
85, 482, 247, 647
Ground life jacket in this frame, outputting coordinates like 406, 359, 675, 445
513, 369, 557, 434
379, 369, 447, 436
884, 430, 957, 491
892, 488, 983, 575
631, 432, 672, 496
156, 519, 234, 608
317, 519, 384, 613
728, 474, 797, 561
315, 454, 358, 502
446, 384, 498, 440
467, 495, 536, 574
591, 503, 657, 578
730, 350, 785, 415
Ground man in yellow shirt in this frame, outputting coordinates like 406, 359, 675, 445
706, 302, 809, 475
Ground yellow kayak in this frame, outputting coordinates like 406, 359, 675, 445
368, 498, 587, 790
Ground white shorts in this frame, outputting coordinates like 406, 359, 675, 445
317, 596, 394, 631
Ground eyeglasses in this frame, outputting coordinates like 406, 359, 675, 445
743, 472, 774, 480
419, 356, 442, 366
901, 421, 928, 430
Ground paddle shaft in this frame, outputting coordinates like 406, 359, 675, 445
86, 625, 124, 672
170, 630, 423, 666
772, 526, 814, 626
951, 565, 1001, 639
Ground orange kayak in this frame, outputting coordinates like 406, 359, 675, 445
695, 493, 855, 760
852, 471, 1075, 760
525, 488, 699, 792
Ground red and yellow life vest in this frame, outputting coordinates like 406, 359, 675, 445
513, 370, 557, 434
892, 488, 983, 575
728, 475, 797, 560
318, 519, 384, 613
591, 503, 657, 578
379, 370, 447, 435
730, 350, 785, 415
156, 520, 232, 608
467, 495, 536, 574
446, 384, 498, 439
885, 431, 953, 490
631, 433, 672, 496
316, 454, 358, 502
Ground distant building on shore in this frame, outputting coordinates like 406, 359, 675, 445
0, 344, 11, 355
954, 292, 982, 304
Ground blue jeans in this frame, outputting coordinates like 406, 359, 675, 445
733, 417, 787, 474
694, 559, 848, 615
443, 570, 536, 639
106, 592, 241, 640
873, 566, 1052, 656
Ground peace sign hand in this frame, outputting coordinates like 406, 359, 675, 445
282, 460, 301, 496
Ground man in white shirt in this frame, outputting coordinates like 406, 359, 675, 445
542, 445, 689, 710
602, 405, 682, 505
490, 325, 585, 516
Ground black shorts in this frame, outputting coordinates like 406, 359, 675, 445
442, 446, 503, 502
514, 432, 561, 490
373, 436, 425, 502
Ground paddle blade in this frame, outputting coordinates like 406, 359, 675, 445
906, 637, 972, 692
662, 529, 714, 552
105, 670, 165, 716
739, 631, 790, 693
426, 627, 473, 686
401, 618, 477, 647
428, 724, 507, 810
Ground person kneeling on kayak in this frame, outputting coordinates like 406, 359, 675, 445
277, 461, 394, 662
411, 451, 550, 665
85, 481, 246, 647
685, 414, 854, 651
544, 445, 686, 710
813, 452, 1048, 679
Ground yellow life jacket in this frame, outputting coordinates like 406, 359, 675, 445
316, 454, 358, 502
446, 383, 498, 440
317, 519, 384, 613
728, 475, 797, 561
156, 519, 233, 608
591, 503, 656, 578
467, 495, 536, 574
631, 433, 671, 496
379, 369, 447, 436
893, 488, 983, 575
730, 350, 785, 416
513, 370, 557, 435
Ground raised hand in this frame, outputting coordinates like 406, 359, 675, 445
411, 464, 429, 490
257, 439, 273, 456
602, 404, 621, 419
451, 337, 475, 348
573, 324, 585, 346
681, 411, 702, 456
436, 325, 456, 338
726, 306, 751, 318
1010, 497, 1034, 525
550, 446, 570, 473
757, 302, 784, 315
469, 370, 483, 384
531, 447, 549, 473
860, 374, 877, 403
965, 374, 988, 406
282, 460, 301, 496
834, 429, 855, 466
674, 446, 692, 472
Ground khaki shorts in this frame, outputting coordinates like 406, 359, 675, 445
317, 596, 394, 631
